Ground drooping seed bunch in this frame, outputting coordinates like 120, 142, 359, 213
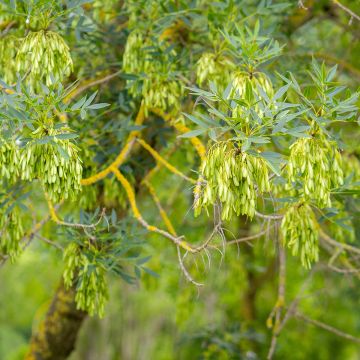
231, 71, 273, 121
287, 136, 343, 208
20, 128, 82, 202
16, 30, 73, 88
231, 71, 273, 98
194, 143, 270, 220
196, 52, 231, 90
0, 35, 19, 84
122, 30, 147, 77
281, 203, 319, 269
0, 139, 20, 183
63, 243, 108, 317
142, 73, 181, 111
0, 206, 24, 260
122, 30, 181, 112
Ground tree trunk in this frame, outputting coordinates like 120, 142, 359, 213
25, 280, 87, 360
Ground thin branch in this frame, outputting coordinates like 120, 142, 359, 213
332, 0, 360, 23
227, 226, 274, 245
267, 238, 286, 360
137, 138, 197, 184
295, 312, 360, 344
177, 246, 204, 287
35, 234, 64, 251
298, 0, 308, 10
81, 103, 145, 186
320, 229, 360, 256
46, 194, 106, 229
255, 210, 283, 221
63, 71, 122, 104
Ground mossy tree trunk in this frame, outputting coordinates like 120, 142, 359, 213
25, 280, 87, 360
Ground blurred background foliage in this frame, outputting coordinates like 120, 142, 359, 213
0, 0, 360, 359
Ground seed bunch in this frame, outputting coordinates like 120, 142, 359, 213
123, 30, 146, 77
0, 139, 20, 183
281, 203, 319, 268
123, 30, 181, 112
231, 71, 273, 98
63, 243, 108, 317
287, 137, 343, 208
0, 206, 24, 260
142, 73, 181, 111
195, 143, 270, 220
196, 52, 231, 90
231, 71, 273, 121
20, 128, 82, 202
0, 206, 24, 259
0, 35, 18, 84
16, 30, 73, 88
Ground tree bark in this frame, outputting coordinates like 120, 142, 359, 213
25, 280, 87, 360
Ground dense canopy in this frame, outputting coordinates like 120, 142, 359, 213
0, 1, 359, 359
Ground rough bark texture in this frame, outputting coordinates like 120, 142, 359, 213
25, 280, 87, 360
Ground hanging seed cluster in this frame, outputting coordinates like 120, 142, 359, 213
196, 52, 231, 90
231, 71, 273, 98
0, 139, 20, 183
231, 71, 273, 120
123, 30, 181, 112
194, 143, 270, 220
63, 243, 108, 317
20, 128, 82, 202
16, 30, 73, 88
287, 137, 343, 208
142, 73, 181, 111
281, 203, 319, 268
0, 207, 24, 260
0, 36, 18, 84
123, 30, 146, 77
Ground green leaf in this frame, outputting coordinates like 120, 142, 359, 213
259, 151, 283, 176
142, 267, 159, 278
71, 96, 87, 111
55, 133, 79, 140
87, 103, 110, 110
178, 129, 206, 138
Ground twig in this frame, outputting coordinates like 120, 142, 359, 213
35, 234, 64, 251
46, 194, 106, 229
137, 138, 197, 184
227, 226, 274, 245
63, 71, 122, 104
333, 0, 360, 23
320, 229, 360, 256
267, 268, 316, 359
295, 312, 360, 344
255, 210, 283, 221
177, 246, 204, 287
267, 239, 286, 360
298, 0, 308, 10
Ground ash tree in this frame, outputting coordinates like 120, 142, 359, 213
0, 0, 359, 359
